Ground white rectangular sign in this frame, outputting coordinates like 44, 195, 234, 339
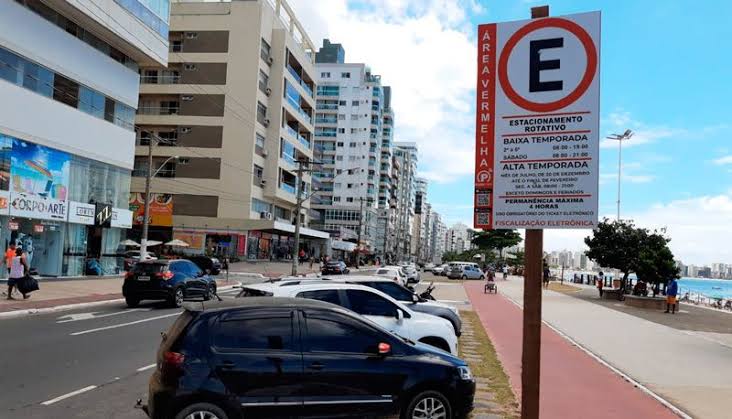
68, 201, 95, 225
475, 11, 600, 229
9, 193, 67, 221
111, 208, 133, 229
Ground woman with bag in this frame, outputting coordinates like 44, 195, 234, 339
7, 247, 29, 300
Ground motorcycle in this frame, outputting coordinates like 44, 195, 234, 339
419, 282, 436, 301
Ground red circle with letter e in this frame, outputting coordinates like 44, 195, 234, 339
498, 18, 598, 113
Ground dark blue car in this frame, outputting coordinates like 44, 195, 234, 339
123, 260, 217, 308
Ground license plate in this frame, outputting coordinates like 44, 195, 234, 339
137, 276, 150, 281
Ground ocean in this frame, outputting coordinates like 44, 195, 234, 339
678, 278, 732, 300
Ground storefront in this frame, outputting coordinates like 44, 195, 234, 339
0, 134, 133, 278
245, 221, 330, 261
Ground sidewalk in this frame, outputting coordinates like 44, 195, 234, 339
0, 276, 240, 315
464, 279, 678, 419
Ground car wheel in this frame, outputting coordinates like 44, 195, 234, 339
462, 275, 467, 280
125, 296, 140, 308
402, 390, 451, 419
170, 288, 185, 308
175, 402, 228, 419
480, 275, 485, 280
204, 284, 217, 301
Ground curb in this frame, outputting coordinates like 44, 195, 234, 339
0, 283, 241, 320
499, 290, 692, 419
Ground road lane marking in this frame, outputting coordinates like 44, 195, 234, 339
70, 312, 180, 336
137, 363, 157, 372
57, 308, 151, 323
41, 385, 97, 405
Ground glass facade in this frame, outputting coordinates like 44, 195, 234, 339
0, 45, 135, 130
0, 132, 132, 277
114, 0, 170, 37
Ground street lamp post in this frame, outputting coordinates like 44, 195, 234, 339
606, 129, 634, 221
139, 139, 179, 259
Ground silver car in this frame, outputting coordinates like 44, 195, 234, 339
449, 265, 485, 280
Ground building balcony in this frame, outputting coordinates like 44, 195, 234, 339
286, 96, 313, 124
285, 124, 312, 150
315, 117, 338, 124
286, 65, 314, 99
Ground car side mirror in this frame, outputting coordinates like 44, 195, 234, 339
411, 294, 419, 303
396, 309, 404, 324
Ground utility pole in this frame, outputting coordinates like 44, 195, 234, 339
356, 197, 364, 267
291, 158, 309, 276
140, 140, 153, 259
607, 129, 634, 221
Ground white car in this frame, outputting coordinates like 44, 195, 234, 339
432, 264, 446, 275
238, 282, 458, 354
374, 266, 408, 286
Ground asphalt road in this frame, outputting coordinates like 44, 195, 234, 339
0, 273, 464, 418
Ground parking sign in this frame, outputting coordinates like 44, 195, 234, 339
474, 12, 601, 230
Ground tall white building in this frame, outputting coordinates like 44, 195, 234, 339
447, 222, 472, 253
312, 54, 385, 251
0, 0, 168, 276
393, 142, 418, 261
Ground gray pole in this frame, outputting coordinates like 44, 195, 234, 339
291, 160, 305, 276
356, 197, 364, 266
617, 137, 622, 221
140, 139, 153, 258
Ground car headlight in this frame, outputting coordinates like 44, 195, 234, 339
458, 366, 472, 380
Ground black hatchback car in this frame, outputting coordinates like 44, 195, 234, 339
123, 260, 217, 308
144, 297, 474, 419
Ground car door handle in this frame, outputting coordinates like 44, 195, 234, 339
218, 361, 236, 370
307, 362, 325, 370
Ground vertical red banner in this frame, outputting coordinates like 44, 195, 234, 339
474, 23, 497, 229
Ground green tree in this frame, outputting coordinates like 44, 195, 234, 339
506, 249, 525, 266
585, 219, 679, 294
472, 229, 522, 255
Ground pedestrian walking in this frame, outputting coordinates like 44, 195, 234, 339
596, 276, 604, 298
665, 277, 679, 314
502, 265, 508, 280
309, 256, 314, 270
4, 242, 16, 277
543, 266, 550, 288
6, 247, 29, 300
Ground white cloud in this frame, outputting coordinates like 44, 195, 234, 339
712, 155, 732, 165
544, 192, 732, 266
289, 0, 479, 183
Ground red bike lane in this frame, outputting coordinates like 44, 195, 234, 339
464, 281, 677, 418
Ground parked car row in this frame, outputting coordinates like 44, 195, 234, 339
145, 297, 475, 419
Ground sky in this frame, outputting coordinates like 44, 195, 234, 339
289, 0, 732, 266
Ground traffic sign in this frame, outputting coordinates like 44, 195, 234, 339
474, 11, 601, 230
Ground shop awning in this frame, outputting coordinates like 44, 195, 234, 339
331, 240, 357, 252
241, 219, 330, 240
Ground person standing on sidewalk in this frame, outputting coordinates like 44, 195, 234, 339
7, 247, 29, 300
665, 277, 679, 314
597, 276, 604, 298
4, 242, 16, 276
502, 265, 508, 280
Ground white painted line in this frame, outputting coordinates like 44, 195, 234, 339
70, 312, 180, 336
500, 293, 692, 419
56, 308, 150, 323
436, 299, 470, 304
41, 385, 97, 405
136, 363, 157, 372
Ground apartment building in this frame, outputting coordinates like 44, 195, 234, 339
0, 0, 168, 277
393, 142, 418, 261
447, 222, 472, 253
133, 0, 328, 260
311, 48, 387, 253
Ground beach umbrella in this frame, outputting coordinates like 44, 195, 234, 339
165, 239, 190, 247
146, 240, 163, 247
119, 239, 140, 247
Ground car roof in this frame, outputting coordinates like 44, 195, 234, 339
185, 296, 344, 313
323, 275, 394, 283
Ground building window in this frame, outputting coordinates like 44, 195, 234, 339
336, 156, 343, 161
334, 183, 341, 189
336, 142, 344, 147
349, 142, 357, 148
338, 114, 346, 120
255, 132, 266, 156
351, 128, 358, 134
352, 100, 359, 106
260, 38, 272, 62
339, 100, 347, 106
252, 198, 271, 214
338, 128, 345, 134
171, 40, 182, 52
351, 114, 359, 120
253, 164, 264, 186
334, 197, 341, 202
347, 197, 354, 202
348, 156, 357, 161
321, 72, 330, 78
347, 184, 353, 189
341, 72, 351, 78
257, 101, 268, 125
258, 70, 269, 94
